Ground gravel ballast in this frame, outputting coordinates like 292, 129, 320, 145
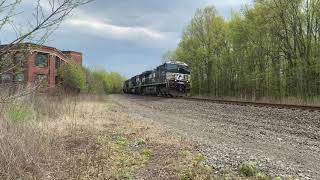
111, 94, 320, 179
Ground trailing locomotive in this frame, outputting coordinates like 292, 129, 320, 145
123, 61, 191, 97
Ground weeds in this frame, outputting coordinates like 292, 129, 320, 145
115, 171, 134, 180
240, 161, 259, 176
239, 161, 284, 180
116, 136, 128, 147
273, 177, 283, 180
136, 138, 146, 146
8, 104, 33, 123
96, 134, 151, 179
178, 150, 213, 180
219, 168, 234, 179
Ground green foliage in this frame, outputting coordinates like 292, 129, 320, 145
8, 105, 32, 123
58, 64, 123, 95
273, 177, 283, 180
170, 1, 320, 102
219, 168, 234, 179
86, 69, 124, 95
115, 171, 133, 180
178, 150, 213, 180
140, 149, 152, 159
136, 138, 146, 146
96, 134, 151, 179
179, 150, 192, 158
116, 136, 128, 147
239, 161, 259, 176
102, 135, 151, 179
58, 62, 86, 91
256, 172, 268, 180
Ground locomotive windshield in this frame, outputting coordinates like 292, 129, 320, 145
166, 63, 190, 74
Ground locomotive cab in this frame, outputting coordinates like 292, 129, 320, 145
164, 62, 191, 96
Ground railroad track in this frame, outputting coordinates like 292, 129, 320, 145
124, 94, 320, 112
179, 97, 320, 112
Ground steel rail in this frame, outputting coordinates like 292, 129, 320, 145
179, 97, 320, 112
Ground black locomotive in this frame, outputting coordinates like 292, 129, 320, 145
123, 61, 191, 97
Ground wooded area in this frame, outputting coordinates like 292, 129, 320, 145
168, 0, 320, 102
58, 63, 124, 94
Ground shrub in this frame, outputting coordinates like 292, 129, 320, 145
240, 161, 259, 176
84, 68, 105, 95
61, 66, 124, 95
256, 172, 268, 180
58, 62, 86, 92
86, 69, 124, 94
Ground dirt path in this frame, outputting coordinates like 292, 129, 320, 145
110, 94, 320, 179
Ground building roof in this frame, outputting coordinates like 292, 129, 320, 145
62, 51, 82, 55
0, 43, 79, 62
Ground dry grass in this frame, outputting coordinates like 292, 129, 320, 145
0, 93, 285, 179
0, 94, 215, 179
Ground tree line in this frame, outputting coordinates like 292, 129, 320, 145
58, 62, 125, 94
167, 0, 320, 102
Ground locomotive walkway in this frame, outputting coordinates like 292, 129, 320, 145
111, 94, 320, 179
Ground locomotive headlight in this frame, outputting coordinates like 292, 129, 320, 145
175, 74, 184, 81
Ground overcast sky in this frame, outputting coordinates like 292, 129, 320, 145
1, 0, 252, 77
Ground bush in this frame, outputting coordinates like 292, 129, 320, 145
58, 62, 86, 92
84, 68, 105, 94
86, 69, 124, 94
240, 161, 259, 176
58, 65, 123, 95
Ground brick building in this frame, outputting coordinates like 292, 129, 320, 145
0, 43, 82, 88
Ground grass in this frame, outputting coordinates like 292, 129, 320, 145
136, 138, 146, 146
240, 161, 260, 176
178, 152, 213, 180
0, 93, 288, 179
8, 104, 33, 123
0, 93, 214, 179
238, 161, 285, 180
219, 168, 234, 179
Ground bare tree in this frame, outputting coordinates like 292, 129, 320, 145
0, 0, 92, 102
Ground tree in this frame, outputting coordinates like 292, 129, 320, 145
58, 62, 86, 92
0, 0, 92, 102
89, 70, 124, 94
173, 6, 228, 95
170, 1, 320, 103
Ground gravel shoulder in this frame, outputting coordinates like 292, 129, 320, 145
110, 94, 320, 179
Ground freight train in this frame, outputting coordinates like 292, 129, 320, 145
123, 61, 191, 97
